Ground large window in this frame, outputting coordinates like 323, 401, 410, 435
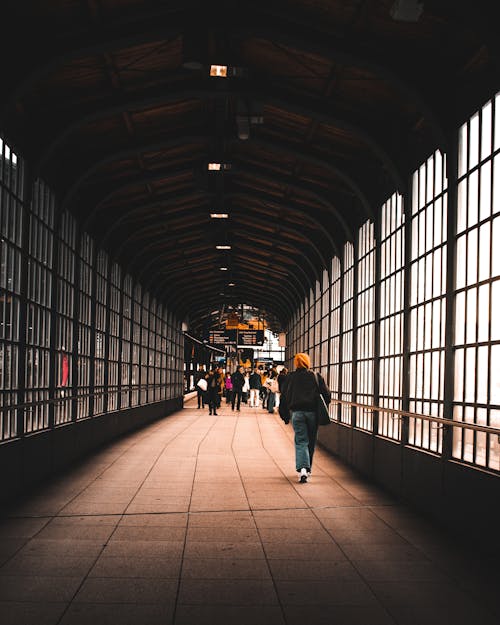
108, 263, 121, 412
94, 250, 108, 415
379, 194, 405, 440
0, 137, 23, 441
340, 243, 354, 424
408, 151, 447, 452
77, 233, 94, 418
356, 220, 375, 431
329, 258, 341, 418
25, 180, 54, 434
454, 96, 500, 471
54, 211, 76, 425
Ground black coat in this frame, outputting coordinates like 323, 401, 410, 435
282, 368, 330, 412
231, 371, 245, 390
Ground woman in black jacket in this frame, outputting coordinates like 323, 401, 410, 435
282, 353, 330, 483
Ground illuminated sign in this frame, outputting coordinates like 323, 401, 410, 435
238, 330, 264, 346
208, 329, 237, 345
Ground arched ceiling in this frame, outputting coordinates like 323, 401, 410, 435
2, 0, 499, 335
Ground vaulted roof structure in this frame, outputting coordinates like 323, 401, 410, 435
2, 0, 499, 334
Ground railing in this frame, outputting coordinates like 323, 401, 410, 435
0, 383, 173, 414
328, 398, 500, 441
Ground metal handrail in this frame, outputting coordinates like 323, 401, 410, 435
0, 383, 174, 414
330, 398, 500, 438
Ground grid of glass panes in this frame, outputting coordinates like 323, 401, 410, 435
77, 233, 93, 419
0, 137, 23, 441
173, 318, 183, 398
154, 301, 163, 401
140, 291, 150, 403
313, 280, 321, 369
159, 304, 167, 400
329, 257, 341, 419
320, 269, 330, 384
25, 180, 54, 434
409, 151, 447, 452
131, 283, 141, 405
340, 243, 354, 424
147, 297, 157, 402
379, 194, 405, 440
453, 95, 500, 471
108, 263, 121, 412
121, 275, 132, 408
54, 211, 76, 425
93, 250, 107, 415
356, 220, 375, 431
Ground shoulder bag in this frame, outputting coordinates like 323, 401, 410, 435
313, 372, 331, 426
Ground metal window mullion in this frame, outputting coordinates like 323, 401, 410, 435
15, 164, 33, 439
47, 209, 61, 429
402, 174, 414, 447
374, 217, 381, 437
71, 224, 82, 422
351, 236, 359, 429
116, 268, 124, 411
443, 134, 459, 462
102, 256, 112, 415
336, 254, 345, 421
88, 243, 98, 417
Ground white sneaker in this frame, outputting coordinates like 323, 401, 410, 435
299, 468, 308, 483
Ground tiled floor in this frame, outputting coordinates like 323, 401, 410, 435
0, 398, 498, 625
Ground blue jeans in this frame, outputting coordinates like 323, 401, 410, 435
267, 392, 276, 413
291, 410, 318, 472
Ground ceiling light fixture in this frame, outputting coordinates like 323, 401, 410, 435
228, 282, 236, 287
220, 267, 229, 271
210, 213, 229, 219
216, 245, 231, 250
208, 162, 232, 171
210, 64, 228, 77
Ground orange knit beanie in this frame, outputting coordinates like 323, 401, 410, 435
294, 352, 311, 369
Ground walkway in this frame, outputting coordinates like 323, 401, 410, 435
0, 398, 498, 625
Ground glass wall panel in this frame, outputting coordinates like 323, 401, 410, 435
329, 257, 341, 417
356, 221, 375, 431
341, 243, 354, 424
77, 233, 93, 418
0, 137, 23, 440
25, 180, 54, 433
379, 193, 405, 440
454, 96, 500, 470
54, 211, 76, 425
408, 151, 447, 453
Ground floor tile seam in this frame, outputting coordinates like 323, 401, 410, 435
50, 414, 210, 625
305, 503, 400, 624
363, 503, 476, 583
173, 412, 234, 625
230, 412, 291, 625
56, 410, 208, 520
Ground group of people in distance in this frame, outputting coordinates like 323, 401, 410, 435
193, 352, 330, 484
194, 363, 289, 415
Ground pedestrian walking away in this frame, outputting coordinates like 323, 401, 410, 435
249, 367, 262, 407
194, 365, 206, 408
230, 365, 245, 411
281, 353, 330, 483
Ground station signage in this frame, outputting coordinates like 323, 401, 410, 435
208, 329, 264, 346
208, 329, 237, 345
238, 330, 264, 346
